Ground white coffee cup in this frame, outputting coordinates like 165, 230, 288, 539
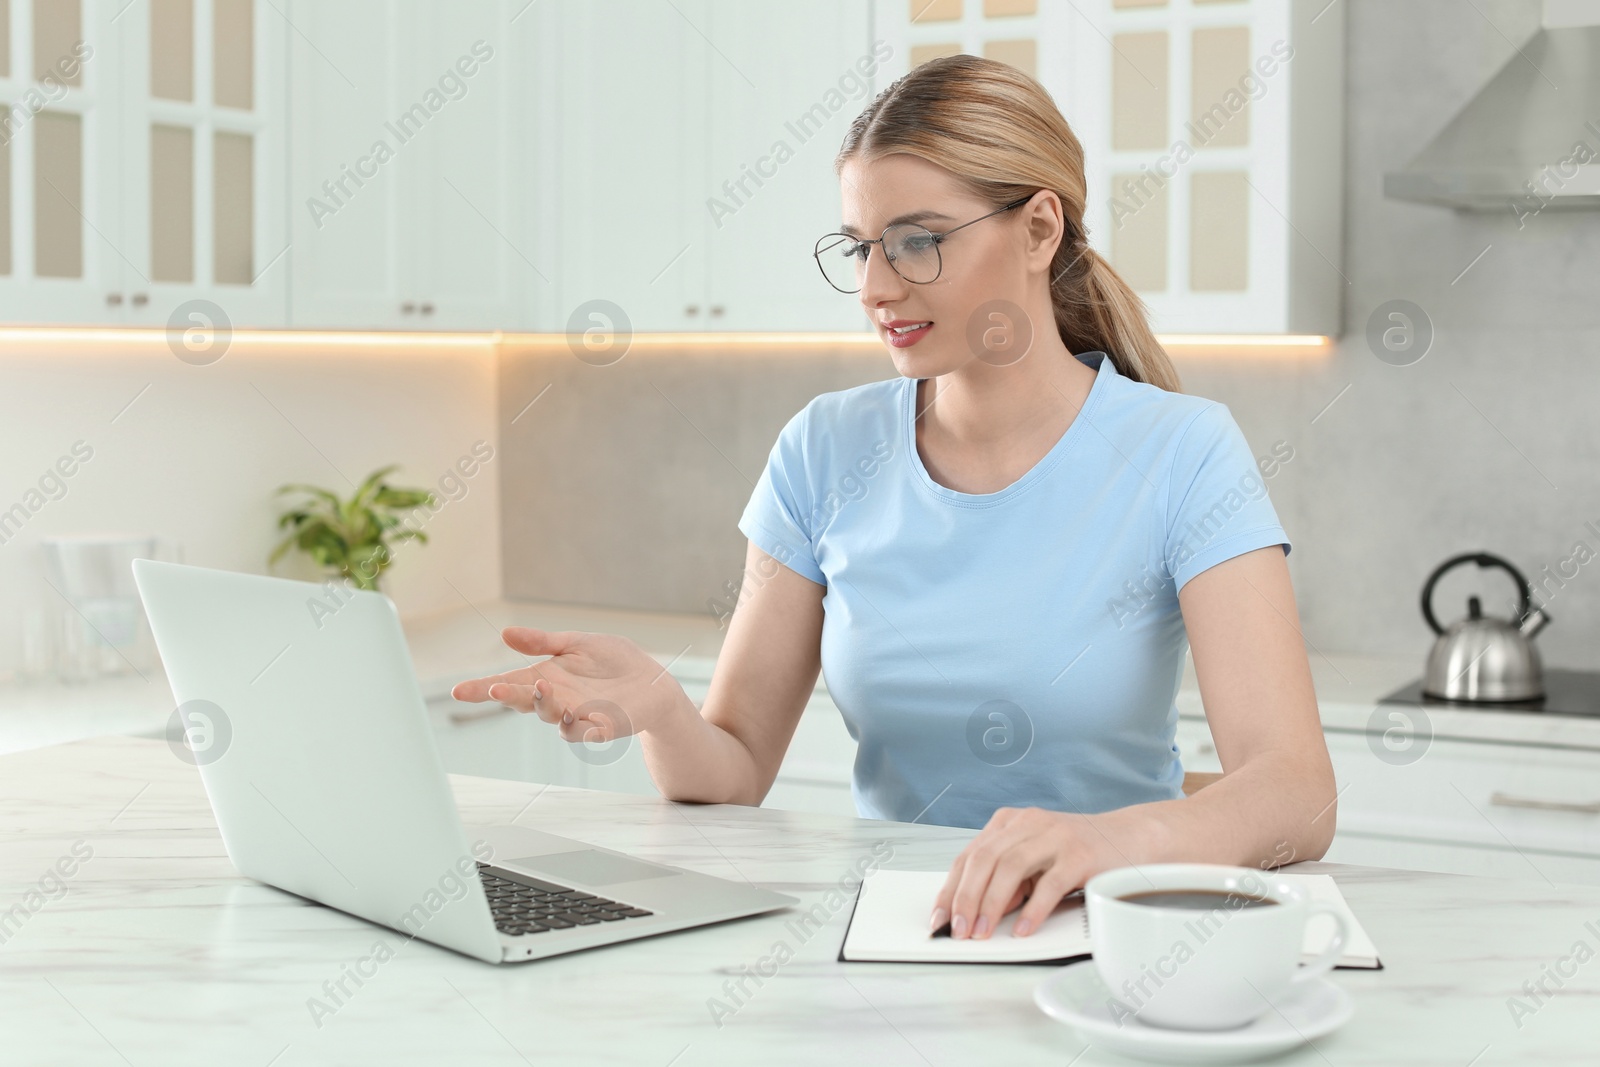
1084, 863, 1349, 1031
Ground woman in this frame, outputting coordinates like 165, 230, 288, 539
453, 55, 1336, 943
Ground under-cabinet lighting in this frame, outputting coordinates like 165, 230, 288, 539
0, 326, 1335, 350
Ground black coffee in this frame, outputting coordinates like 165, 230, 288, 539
1116, 889, 1278, 910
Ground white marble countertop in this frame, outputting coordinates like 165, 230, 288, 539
5, 596, 1599, 758
3, 735, 1595, 1065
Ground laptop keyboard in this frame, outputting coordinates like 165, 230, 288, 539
477, 862, 653, 936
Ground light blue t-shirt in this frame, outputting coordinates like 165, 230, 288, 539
737, 350, 1291, 830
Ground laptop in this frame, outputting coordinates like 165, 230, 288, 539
132, 559, 797, 964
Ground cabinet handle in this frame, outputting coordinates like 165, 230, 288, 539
709, 305, 725, 318
420, 302, 435, 315
684, 304, 699, 316
1198, 741, 1215, 754
1489, 791, 1600, 815
401, 301, 417, 314
130, 293, 149, 307
106, 293, 123, 306
448, 703, 516, 725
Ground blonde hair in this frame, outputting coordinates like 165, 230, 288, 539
836, 54, 1182, 393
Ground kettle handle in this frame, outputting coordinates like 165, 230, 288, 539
1420, 552, 1533, 636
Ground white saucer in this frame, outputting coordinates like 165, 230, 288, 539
1033, 959, 1354, 1064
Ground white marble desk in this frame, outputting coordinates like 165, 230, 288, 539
1, 737, 1595, 1066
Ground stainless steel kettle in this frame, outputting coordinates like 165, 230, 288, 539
1420, 552, 1551, 702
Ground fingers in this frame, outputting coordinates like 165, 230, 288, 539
928, 855, 967, 935
451, 626, 582, 704
557, 700, 634, 744
486, 679, 543, 715
557, 704, 616, 744
944, 809, 1066, 940
451, 665, 543, 703
499, 626, 583, 658
1011, 871, 1078, 938
965, 850, 1045, 940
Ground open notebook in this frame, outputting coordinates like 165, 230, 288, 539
838, 869, 1382, 969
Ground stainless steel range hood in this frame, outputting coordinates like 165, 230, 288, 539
1384, 1, 1600, 214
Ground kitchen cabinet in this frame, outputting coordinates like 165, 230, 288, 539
549, 0, 876, 334
286, 0, 529, 330
1176, 714, 1600, 885
0, 0, 287, 325
699, 1, 877, 333
5, 0, 879, 332
877, 0, 1344, 336
541, 0, 705, 337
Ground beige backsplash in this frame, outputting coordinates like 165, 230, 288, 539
499, 339, 896, 615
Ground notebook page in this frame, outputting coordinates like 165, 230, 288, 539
841, 869, 1092, 963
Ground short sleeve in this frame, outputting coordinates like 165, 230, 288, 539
1164, 402, 1291, 593
738, 404, 826, 586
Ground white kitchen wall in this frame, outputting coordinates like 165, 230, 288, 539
0, 337, 501, 682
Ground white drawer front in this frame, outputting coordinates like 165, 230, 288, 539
1325, 728, 1600, 858
1177, 711, 1600, 864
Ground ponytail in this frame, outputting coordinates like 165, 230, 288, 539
837, 53, 1183, 393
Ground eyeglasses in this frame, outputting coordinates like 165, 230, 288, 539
812, 194, 1034, 294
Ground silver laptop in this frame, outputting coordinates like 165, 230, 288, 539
132, 559, 796, 964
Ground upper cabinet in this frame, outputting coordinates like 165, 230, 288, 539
878, 0, 1345, 337
286, 0, 534, 330
547, 0, 877, 334
538, 0, 705, 335
0, 0, 1340, 336
0, 0, 286, 326
700, 1, 877, 333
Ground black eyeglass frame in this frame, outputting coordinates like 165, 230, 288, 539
812, 193, 1036, 294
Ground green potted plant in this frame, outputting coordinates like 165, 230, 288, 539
269, 465, 436, 592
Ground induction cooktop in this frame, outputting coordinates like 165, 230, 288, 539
1376, 668, 1600, 718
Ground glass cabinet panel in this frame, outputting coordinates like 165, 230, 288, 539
33, 109, 81, 278
1191, 25, 1250, 148
150, 0, 194, 101
1112, 31, 1167, 151
32, 0, 80, 84
213, 128, 250, 283
1190, 170, 1248, 291
212, 0, 251, 108
150, 122, 194, 282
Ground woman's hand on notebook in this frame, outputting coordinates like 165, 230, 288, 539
451, 627, 687, 744
928, 806, 1118, 941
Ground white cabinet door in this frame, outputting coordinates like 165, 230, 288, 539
400, 0, 527, 330
286, 0, 415, 328
0, 0, 122, 323
289, 0, 529, 330
117, 0, 287, 328
549, 0, 706, 335
700, 0, 875, 333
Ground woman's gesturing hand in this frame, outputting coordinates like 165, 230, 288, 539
450, 627, 687, 744
928, 806, 1122, 940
